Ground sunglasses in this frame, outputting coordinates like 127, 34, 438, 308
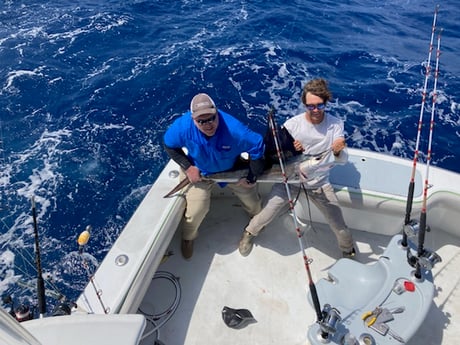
306, 103, 326, 111
196, 114, 217, 125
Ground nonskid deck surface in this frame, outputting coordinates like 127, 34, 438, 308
138, 196, 460, 345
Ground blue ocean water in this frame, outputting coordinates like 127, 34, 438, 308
1, 0, 459, 313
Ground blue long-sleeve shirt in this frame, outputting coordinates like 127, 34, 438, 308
164, 110, 264, 176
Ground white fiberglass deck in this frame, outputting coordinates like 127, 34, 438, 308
137, 194, 460, 345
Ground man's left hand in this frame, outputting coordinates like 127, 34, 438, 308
331, 138, 346, 156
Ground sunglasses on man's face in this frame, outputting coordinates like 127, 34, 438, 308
196, 115, 217, 125
305, 103, 326, 111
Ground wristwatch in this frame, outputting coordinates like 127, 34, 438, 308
246, 175, 256, 184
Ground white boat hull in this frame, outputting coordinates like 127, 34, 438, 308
74, 148, 460, 344
5, 148, 459, 345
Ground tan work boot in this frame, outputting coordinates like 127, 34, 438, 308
238, 231, 255, 257
181, 240, 194, 260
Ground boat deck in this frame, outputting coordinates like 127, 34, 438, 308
137, 194, 460, 345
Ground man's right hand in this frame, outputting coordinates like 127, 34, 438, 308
293, 140, 304, 152
185, 166, 201, 183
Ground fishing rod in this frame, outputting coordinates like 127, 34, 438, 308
402, 4, 439, 248
0, 120, 8, 211
31, 196, 47, 318
4, 206, 75, 319
414, 29, 442, 279
78, 225, 110, 314
267, 108, 324, 325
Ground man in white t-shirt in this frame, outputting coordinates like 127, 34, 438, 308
238, 78, 355, 258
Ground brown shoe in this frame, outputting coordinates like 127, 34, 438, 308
238, 231, 255, 257
181, 240, 194, 259
342, 247, 356, 259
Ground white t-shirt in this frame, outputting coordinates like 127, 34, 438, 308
283, 112, 345, 187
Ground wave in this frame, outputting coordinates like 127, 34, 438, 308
0, 0, 459, 312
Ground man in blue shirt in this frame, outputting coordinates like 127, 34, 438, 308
164, 93, 265, 259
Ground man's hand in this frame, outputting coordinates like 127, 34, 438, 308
293, 140, 304, 152
185, 166, 201, 183
331, 138, 346, 156
236, 177, 256, 189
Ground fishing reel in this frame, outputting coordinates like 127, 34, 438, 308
418, 249, 442, 270
407, 248, 442, 271
403, 219, 442, 271
51, 301, 73, 316
14, 304, 34, 322
2, 295, 34, 322
403, 219, 430, 242
318, 304, 342, 339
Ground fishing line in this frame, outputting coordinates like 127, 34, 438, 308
0, 227, 67, 307
0, 207, 70, 317
267, 108, 323, 323
0, 120, 63, 305
10, 255, 61, 296
402, 4, 439, 247
300, 183, 319, 234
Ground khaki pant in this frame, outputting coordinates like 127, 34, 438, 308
180, 174, 262, 241
245, 182, 354, 252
